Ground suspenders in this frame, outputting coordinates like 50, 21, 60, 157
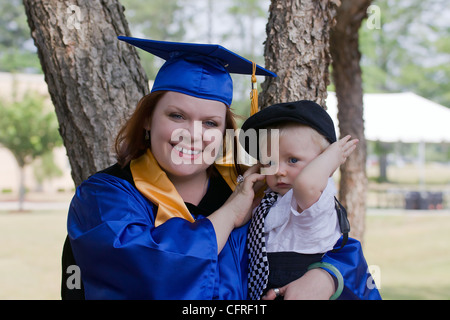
331, 197, 350, 252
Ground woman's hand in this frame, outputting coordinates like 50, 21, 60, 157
207, 164, 265, 253
262, 268, 335, 300
226, 164, 266, 228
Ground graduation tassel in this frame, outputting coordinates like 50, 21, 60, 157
250, 61, 258, 116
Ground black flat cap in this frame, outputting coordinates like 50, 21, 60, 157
239, 100, 336, 159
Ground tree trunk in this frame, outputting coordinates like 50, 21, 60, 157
330, 0, 372, 242
18, 165, 25, 211
260, 0, 340, 107
23, 0, 149, 187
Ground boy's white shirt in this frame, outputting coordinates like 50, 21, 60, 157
263, 177, 341, 254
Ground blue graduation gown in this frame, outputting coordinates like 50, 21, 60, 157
66, 165, 380, 300
323, 237, 382, 300
67, 171, 248, 299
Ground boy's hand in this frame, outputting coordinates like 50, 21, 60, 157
326, 135, 359, 166
292, 135, 358, 212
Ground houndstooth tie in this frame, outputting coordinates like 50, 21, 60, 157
247, 191, 279, 300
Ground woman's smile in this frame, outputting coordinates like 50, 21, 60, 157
172, 144, 203, 160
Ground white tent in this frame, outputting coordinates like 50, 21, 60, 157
326, 92, 450, 143
326, 92, 450, 187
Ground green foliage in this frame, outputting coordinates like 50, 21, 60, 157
0, 91, 62, 167
0, 0, 41, 73
120, 0, 190, 79
120, 0, 269, 86
32, 150, 63, 185
359, 0, 450, 107
425, 142, 450, 162
3, 0, 449, 109
0, 48, 41, 73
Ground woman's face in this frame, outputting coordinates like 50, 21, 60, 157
148, 91, 227, 180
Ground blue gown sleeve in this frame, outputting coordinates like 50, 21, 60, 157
321, 236, 382, 300
68, 173, 223, 299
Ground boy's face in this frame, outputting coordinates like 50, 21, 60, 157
261, 126, 323, 196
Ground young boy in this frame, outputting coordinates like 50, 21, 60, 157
240, 100, 381, 300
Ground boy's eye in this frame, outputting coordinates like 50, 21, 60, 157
288, 158, 298, 164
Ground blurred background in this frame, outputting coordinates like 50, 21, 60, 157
0, 0, 449, 299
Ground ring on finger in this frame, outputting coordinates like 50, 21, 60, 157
273, 288, 281, 297
236, 175, 244, 185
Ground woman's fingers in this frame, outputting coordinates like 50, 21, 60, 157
261, 286, 286, 300
242, 173, 265, 191
243, 163, 262, 178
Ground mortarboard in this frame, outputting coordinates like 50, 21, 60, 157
118, 36, 276, 110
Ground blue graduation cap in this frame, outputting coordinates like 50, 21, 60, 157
118, 36, 276, 109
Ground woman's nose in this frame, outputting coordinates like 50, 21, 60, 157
190, 121, 204, 144
170, 122, 202, 147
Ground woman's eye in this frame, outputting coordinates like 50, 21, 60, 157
169, 113, 184, 120
204, 120, 218, 127
288, 158, 298, 164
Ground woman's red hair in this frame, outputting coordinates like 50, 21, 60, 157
115, 91, 166, 167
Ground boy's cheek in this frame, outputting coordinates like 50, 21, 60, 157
264, 175, 277, 188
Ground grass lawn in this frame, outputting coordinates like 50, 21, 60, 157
364, 210, 450, 300
1, 207, 450, 299
0, 209, 67, 299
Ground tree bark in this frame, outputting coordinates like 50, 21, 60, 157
330, 0, 372, 242
260, 0, 340, 108
23, 0, 149, 187
18, 165, 25, 211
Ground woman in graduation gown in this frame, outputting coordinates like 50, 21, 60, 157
62, 37, 380, 300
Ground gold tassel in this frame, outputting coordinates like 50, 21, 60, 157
250, 61, 258, 116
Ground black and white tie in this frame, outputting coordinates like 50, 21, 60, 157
247, 191, 279, 300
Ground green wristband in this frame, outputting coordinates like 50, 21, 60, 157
307, 262, 344, 300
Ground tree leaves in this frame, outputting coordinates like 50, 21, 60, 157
0, 91, 62, 167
